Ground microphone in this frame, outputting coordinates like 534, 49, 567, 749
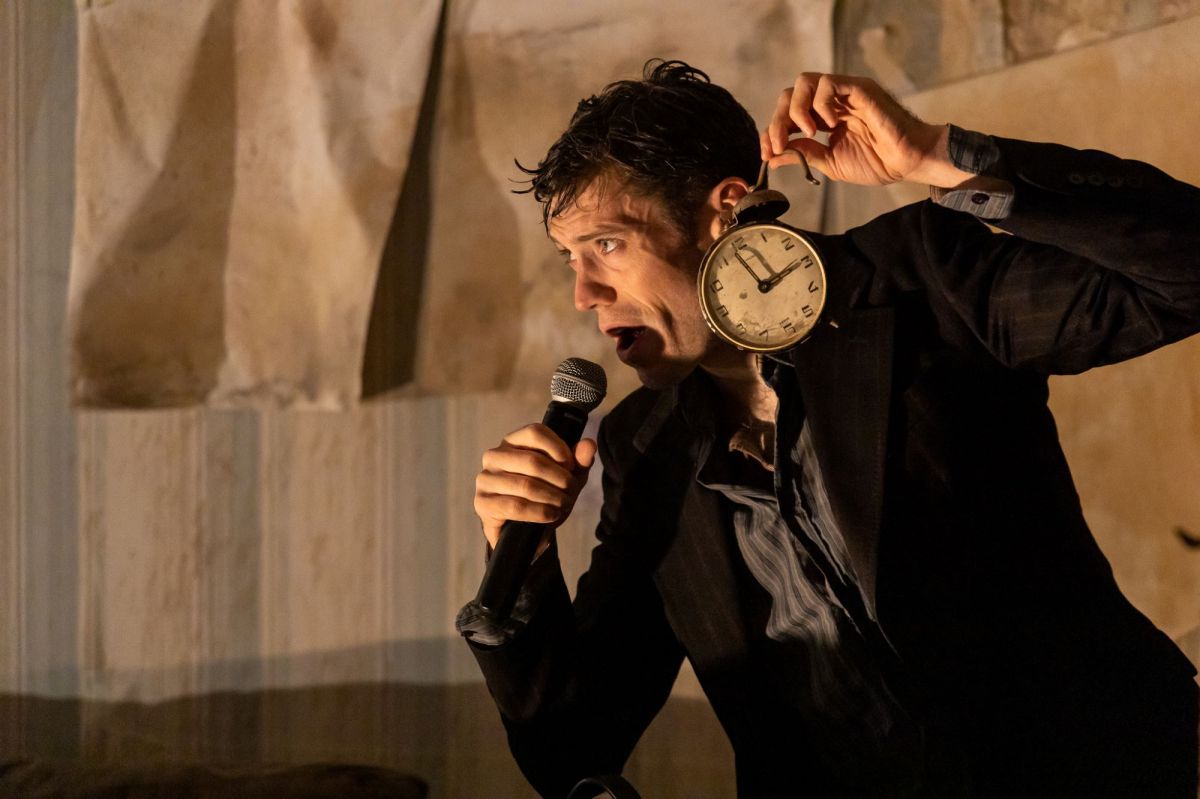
472, 358, 607, 626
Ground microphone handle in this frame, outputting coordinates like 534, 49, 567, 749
474, 401, 590, 622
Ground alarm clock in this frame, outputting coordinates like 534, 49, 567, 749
697, 168, 827, 352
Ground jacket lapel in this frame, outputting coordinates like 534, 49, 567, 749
789, 237, 896, 611
654, 479, 755, 675
628, 387, 754, 670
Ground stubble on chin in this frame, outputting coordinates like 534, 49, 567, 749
632, 357, 697, 391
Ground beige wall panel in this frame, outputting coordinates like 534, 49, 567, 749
78, 411, 205, 699
829, 16, 1200, 640
389, 397, 455, 649
69, 388, 620, 698
387, 395, 496, 689
77, 408, 266, 716
197, 410, 263, 692
260, 408, 389, 685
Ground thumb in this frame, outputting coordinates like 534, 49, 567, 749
574, 438, 598, 472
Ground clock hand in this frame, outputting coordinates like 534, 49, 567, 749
740, 244, 780, 278
732, 248, 771, 292
742, 244, 808, 294
762, 261, 799, 291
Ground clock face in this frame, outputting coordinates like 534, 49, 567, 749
697, 222, 827, 352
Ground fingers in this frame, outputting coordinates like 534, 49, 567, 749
574, 437, 597, 472
502, 422, 574, 467
474, 428, 599, 547
810, 74, 846, 135
768, 86, 797, 156
767, 73, 820, 157
481, 445, 574, 491
765, 72, 878, 158
476, 470, 571, 512
474, 466, 567, 550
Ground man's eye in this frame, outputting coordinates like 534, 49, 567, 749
598, 239, 619, 255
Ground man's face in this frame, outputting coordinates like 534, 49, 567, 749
549, 179, 725, 389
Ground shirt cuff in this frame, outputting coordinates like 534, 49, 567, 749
930, 125, 1014, 220
946, 124, 1002, 176
455, 540, 561, 648
931, 177, 1013, 220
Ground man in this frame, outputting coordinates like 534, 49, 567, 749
457, 60, 1200, 797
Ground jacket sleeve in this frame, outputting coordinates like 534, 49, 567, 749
465, 415, 686, 798
850, 136, 1200, 374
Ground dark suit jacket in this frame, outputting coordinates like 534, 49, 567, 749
470, 138, 1200, 798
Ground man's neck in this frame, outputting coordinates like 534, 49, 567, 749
700, 352, 778, 428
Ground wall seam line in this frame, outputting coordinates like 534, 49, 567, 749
8, 0, 27, 708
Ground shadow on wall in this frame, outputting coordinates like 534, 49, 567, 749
360, 0, 526, 399
359, 1, 447, 398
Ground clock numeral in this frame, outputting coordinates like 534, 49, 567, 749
801, 304, 815, 319
734, 236, 746, 247
801, 255, 814, 268
808, 280, 820, 294
736, 322, 747, 333
782, 239, 795, 251
781, 318, 796, 334
760, 232, 769, 242
710, 279, 724, 292
716, 304, 729, 317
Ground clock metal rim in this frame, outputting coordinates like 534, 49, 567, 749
697, 220, 828, 353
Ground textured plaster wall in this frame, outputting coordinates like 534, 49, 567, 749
836, 0, 1200, 93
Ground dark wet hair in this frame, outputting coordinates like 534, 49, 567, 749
515, 59, 761, 234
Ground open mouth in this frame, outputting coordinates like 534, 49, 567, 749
611, 326, 646, 356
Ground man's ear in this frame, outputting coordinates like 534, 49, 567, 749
696, 177, 753, 248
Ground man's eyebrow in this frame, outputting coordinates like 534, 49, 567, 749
550, 216, 647, 248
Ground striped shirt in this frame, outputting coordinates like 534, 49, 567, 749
695, 368, 923, 786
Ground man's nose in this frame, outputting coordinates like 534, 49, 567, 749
573, 267, 616, 311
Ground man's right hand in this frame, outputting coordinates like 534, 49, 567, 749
474, 424, 598, 557
762, 72, 972, 189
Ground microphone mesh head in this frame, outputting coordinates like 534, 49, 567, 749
550, 358, 607, 410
